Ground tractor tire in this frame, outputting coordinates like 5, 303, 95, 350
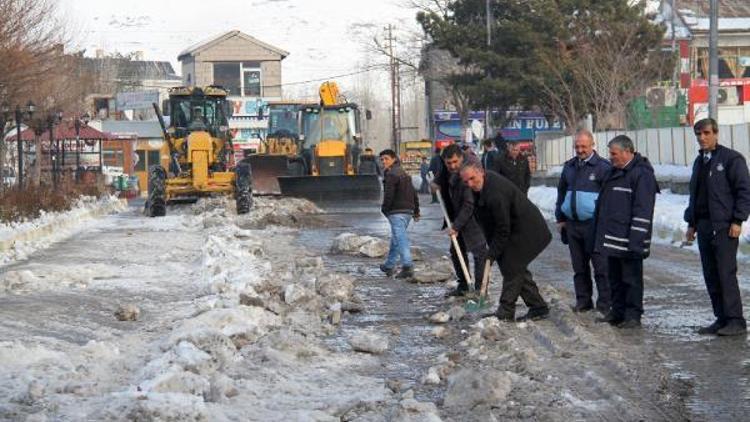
147, 165, 167, 217
235, 160, 253, 215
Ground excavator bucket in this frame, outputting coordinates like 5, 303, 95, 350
246, 155, 289, 195
277, 174, 381, 202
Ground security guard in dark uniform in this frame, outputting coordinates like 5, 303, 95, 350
555, 129, 611, 314
685, 118, 750, 336
593, 135, 659, 329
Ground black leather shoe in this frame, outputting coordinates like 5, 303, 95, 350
395, 266, 414, 279
517, 307, 550, 322
616, 319, 642, 329
595, 313, 624, 326
379, 264, 394, 277
481, 311, 515, 322
596, 304, 611, 315
571, 303, 594, 313
716, 321, 747, 337
445, 286, 469, 297
697, 320, 725, 335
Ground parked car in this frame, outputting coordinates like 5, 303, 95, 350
2, 166, 16, 186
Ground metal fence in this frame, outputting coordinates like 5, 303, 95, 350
535, 124, 750, 171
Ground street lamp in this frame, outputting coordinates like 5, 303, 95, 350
47, 111, 63, 187
74, 112, 90, 182
15, 101, 35, 189
0, 101, 10, 183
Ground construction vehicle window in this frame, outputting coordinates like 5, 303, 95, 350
320, 110, 352, 143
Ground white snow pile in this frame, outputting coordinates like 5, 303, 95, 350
529, 186, 750, 246
86, 200, 389, 421
331, 232, 453, 281
0, 195, 127, 265
541, 163, 693, 181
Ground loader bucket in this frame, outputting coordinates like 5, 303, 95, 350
246, 155, 289, 195
278, 174, 381, 202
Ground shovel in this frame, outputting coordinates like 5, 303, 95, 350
465, 259, 492, 312
427, 172, 473, 291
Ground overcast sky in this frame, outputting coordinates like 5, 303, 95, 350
59, 0, 421, 96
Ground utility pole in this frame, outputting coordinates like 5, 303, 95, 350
670, 0, 678, 85
709, 0, 719, 120
385, 24, 401, 154
484, 0, 491, 142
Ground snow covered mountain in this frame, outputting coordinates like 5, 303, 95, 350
60, 0, 419, 93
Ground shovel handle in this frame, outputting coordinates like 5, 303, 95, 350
479, 259, 492, 298
450, 234, 473, 288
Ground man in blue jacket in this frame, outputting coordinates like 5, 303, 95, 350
684, 118, 750, 336
555, 129, 611, 314
593, 135, 659, 329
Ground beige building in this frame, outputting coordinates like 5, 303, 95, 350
178, 30, 288, 98
178, 30, 289, 149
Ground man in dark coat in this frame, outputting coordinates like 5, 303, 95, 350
493, 142, 531, 194
428, 147, 443, 203
555, 128, 611, 314
684, 118, 750, 336
419, 156, 430, 194
433, 144, 488, 296
379, 149, 420, 279
481, 139, 499, 170
460, 162, 551, 321
593, 135, 659, 329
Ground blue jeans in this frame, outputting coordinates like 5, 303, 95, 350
384, 213, 413, 269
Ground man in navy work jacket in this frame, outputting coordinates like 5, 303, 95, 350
460, 161, 551, 321
685, 118, 750, 336
593, 135, 659, 329
555, 129, 611, 314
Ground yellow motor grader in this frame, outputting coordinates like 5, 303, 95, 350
146, 86, 252, 217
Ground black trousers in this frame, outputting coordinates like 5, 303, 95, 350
696, 219, 746, 325
497, 266, 548, 317
608, 256, 644, 322
567, 220, 610, 310
450, 234, 488, 290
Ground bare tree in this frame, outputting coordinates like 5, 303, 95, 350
0, 0, 74, 183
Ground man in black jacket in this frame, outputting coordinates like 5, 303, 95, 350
493, 142, 531, 194
481, 139, 499, 170
428, 148, 443, 203
379, 149, 420, 279
460, 162, 551, 321
593, 135, 659, 329
685, 118, 750, 336
434, 144, 488, 296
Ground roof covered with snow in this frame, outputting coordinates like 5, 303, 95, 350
675, 0, 750, 32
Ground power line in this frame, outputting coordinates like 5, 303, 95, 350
95, 63, 390, 90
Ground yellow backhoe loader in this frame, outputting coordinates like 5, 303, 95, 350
146, 86, 252, 217
277, 81, 381, 201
